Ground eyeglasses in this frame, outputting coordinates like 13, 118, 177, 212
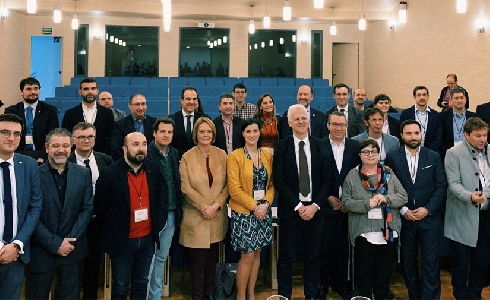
328, 122, 347, 128
0, 130, 22, 138
74, 135, 96, 141
360, 149, 379, 156
233, 91, 246, 94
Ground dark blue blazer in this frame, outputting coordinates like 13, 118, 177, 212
213, 115, 243, 153
95, 159, 168, 257
169, 111, 208, 159
282, 107, 326, 139
400, 106, 442, 152
322, 105, 366, 138
28, 162, 93, 272
476, 102, 490, 142
111, 114, 157, 161
147, 142, 183, 226
439, 109, 478, 160
10, 154, 43, 264
385, 146, 447, 229
273, 136, 333, 219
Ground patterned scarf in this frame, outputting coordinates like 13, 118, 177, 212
358, 164, 394, 242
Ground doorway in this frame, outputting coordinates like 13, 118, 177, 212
332, 43, 359, 89
31, 36, 62, 100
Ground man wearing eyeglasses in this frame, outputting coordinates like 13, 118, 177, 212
323, 83, 366, 138
232, 83, 256, 120
352, 108, 399, 166
111, 94, 157, 161
68, 122, 113, 300
316, 111, 360, 299
0, 114, 42, 300
5, 77, 59, 165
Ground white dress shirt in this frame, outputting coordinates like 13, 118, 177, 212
75, 151, 99, 195
0, 155, 22, 252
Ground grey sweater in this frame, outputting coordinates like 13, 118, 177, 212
341, 167, 408, 245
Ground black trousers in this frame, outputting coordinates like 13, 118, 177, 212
187, 242, 219, 300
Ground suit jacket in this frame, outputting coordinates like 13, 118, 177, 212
385, 146, 447, 229
323, 105, 366, 138
273, 136, 333, 219
9, 154, 43, 264
95, 159, 168, 257
213, 115, 243, 154
67, 151, 114, 171
352, 131, 400, 161
61, 103, 115, 155
321, 138, 360, 214
111, 114, 157, 161
439, 109, 478, 160
28, 162, 93, 272
437, 86, 470, 109
400, 106, 442, 152
147, 142, 183, 226
476, 102, 490, 142
282, 107, 327, 139
4, 101, 59, 160
169, 111, 208, 159
444, 140, 490, 247
387, 115, 401, 143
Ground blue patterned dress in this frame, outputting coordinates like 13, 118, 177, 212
230, 150, 273, 253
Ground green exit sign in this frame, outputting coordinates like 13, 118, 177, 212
42, 28, 53, 35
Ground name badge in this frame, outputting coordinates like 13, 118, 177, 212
253, 190, 265, 200
134, 207, 149, 222
26, 135, 33, 145
368, 207, 383, 219
228, 206, 232, 218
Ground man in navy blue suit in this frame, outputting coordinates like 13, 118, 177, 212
282, 85, 326, 139
400, 86, 442, 152
0, 114, 42, 300
385, 120, 447, 300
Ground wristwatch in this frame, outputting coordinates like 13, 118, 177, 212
11, 243, 21, 253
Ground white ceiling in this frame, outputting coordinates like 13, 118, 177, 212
7, 0, 399, 23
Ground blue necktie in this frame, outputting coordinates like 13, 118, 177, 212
1, 162, 13, 243
25, 107, 34, 151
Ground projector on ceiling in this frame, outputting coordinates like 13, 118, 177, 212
198, 22, 215, 28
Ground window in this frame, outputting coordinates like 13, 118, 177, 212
249, 30, 296, 77
74, 24, 88, 76
311, 30, 323, 78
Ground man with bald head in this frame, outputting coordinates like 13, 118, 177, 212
353, 88, 367, 111
98, 91, 126, 122
282, 85, 326, 139
95, 132, 168, 299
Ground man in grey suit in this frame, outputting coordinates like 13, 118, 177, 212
0, 114, 42, 300
25, 128, 93, 300
352, 108, 399, 165
444, 117, 490, 300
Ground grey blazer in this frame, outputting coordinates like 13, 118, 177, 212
444, 140, 490, 247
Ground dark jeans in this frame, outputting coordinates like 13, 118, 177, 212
110, 234, 155, 300
187, 242, 219, 300
354, 235, 396, 300
451, 211, 490, 300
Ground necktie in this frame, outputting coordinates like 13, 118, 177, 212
25, 106, 34, 151
299, 141, 310, 197
1, 162, 13, 242
206, 156, 213, 188
340, 108, 345, 115
186, 115, 192, 141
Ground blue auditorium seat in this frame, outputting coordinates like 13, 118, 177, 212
169, 85, 185, 100
274, 97, 296, 115
277, 78, 295, 87
197, 87, 213, 97
295, 78, 313, 87
55, 86, 78, 97
252, 86, 273, 98
44, 98, 60, 112
123, 86, 148, 98
187, 77, 206, 86
148, 85, 167, 98
70, 77, 83, 86
241, 78, 260, 88
260, 78, 278, 86
95, 77, 111, 86
130, 77, 150, 86
146, 99, 168, 116
150, 77, 169, 87
206, 78, 224, 86
100, 86, 124, 98
169, 77, 187, 87
224, 77, 240, 87
111, 77, 131, 86
274, 87, 295, 98
312, 78, 330, 87
212, 87, 229, 97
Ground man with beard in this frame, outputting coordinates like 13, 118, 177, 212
25, 128, 93, 299
385, 120, 447, 300
5, 77, 58, 164
95, 132, 168, 299
62, 77, 114, 155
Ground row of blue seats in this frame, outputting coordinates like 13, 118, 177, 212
69, 76, 330, 89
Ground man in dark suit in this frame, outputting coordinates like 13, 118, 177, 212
67, 122, 113, 300
95, 132, 168, 299
0, 114, 42, 300
25, 128, 93, 299
146, 117, 183, 300
400, 86, 442, 152
323, 83, 366, 138
317, 111, 360, 299
111, 94, 157, 161
213, 93, 243, 154
282, 85, 326, 139
169, 86, 207, 158
61, 77, 115, 155
273, 104, 332, 300
4, 77, 58, 164
385, 120, 447, 300
440, 87, 478, 161
475, 99, 490, 142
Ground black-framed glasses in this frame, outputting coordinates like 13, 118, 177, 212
0, 130, 22, 138
74, 135, 96, 141
360, 149, 379, 156
328, 122, 347, 128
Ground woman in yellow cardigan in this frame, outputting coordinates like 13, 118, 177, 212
227, 118, 274, 300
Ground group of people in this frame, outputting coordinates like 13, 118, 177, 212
1, 75, 490, 300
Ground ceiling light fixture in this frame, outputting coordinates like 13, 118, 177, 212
263, 0, 270, 28
399, 1, 407, 24
314, 0, 323, 9
26, 0, 35, 14
71, 0, 78, 30
249, 4, 255, 34
53, 3, 61, 23
283, 0, 291, 21
330, 7, 337, 36
358, 0, 366, 30
1, 0, 8, 19
162, 0, 171, 32
457, 0, 467, 14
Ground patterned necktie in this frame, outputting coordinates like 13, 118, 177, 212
1, 162, 13, 242
299, 141, 310, 197
25, 106, 34, 151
